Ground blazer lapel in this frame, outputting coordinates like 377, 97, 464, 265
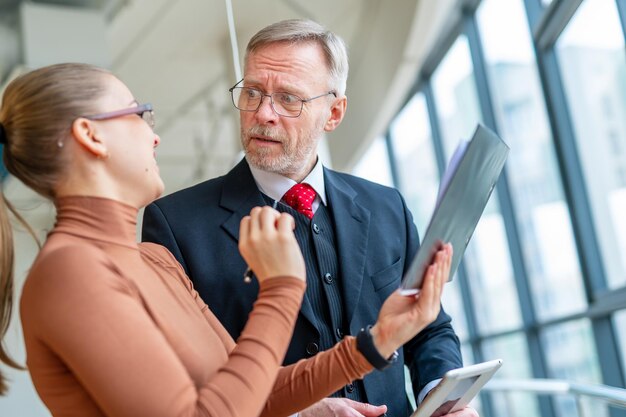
220, 159, 266, 242
220, 159, 318, 332
324, 168, 371, 328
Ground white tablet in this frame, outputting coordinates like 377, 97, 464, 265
412, 359, 503, 417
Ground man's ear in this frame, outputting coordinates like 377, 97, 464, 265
71, 118, 109, 159
324, 96, 347, 132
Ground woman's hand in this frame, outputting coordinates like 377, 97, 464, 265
238, 206, 306, 283
370, 244, 453, 358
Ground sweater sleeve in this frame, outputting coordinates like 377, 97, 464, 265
21, 244, 305, 417
261, 337, 374, 417
146, 243, 377, 417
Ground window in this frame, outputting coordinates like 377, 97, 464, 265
483, 333, 540, 417
351, 136, 394, 187
432, 35, 522, 334
389, 93, 439, 233
612, 310, 626, 383
477, 0, 586, 321
555, 0, 626, 289
388, 92, 471, 342
541, 319, 607, 417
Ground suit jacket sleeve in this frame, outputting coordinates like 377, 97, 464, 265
398, 189, 463, 399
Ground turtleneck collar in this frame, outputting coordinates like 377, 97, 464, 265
51, 196, 139, 249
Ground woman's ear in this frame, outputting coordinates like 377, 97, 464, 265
71, 118, 109, 159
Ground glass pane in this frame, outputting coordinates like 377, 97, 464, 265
556, 0, 626, 289
441, 279, 469, 341
482, 334, 540, 417
432, 36, 482, 157
612, 310, 626, 383
351, 136, 394, 187
461, 342, 475, 366
431, 35, 522, 334
389, 93, 439, 233
477, 0, 586, 321
388, 92, 470, 343
542, 319, 607, 417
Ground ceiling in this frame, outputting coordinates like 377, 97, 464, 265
0, 0, 461, 210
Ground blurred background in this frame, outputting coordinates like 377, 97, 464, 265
1, 0, 626, 416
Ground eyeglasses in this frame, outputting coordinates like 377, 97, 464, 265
229, 79, 336, 118
83, 103, 155, 129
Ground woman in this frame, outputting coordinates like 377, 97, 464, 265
0, 63, 452, 417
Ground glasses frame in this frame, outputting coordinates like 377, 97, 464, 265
82, 103, 155, 129
228, 79, 337, 118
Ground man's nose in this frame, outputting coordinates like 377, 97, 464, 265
254, 95, 279, 124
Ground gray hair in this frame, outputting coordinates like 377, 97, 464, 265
245, 19, 349, 96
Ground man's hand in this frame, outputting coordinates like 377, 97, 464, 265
299, 398, 387, 417
370, 244, 452, 358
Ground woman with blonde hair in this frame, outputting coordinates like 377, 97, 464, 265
0, 63, 452, 417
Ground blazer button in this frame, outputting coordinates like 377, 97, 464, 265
312, 223, 320, 234
346, 383, 355, 393
306, 342, 319, 356
323, 273, 333, 284
336, 328, 344, 339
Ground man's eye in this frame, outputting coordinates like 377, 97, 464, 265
277, 93, 299, 105
245, 88, 261, 99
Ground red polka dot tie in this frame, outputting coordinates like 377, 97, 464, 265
282, 183, 317, 220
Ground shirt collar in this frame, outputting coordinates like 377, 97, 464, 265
249, 158, 327, 206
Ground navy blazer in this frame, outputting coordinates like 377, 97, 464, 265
142, 159, 462, 416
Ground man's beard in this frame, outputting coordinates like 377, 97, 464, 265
241, 123, 322, 176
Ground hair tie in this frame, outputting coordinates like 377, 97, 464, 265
0, 123, 7, 145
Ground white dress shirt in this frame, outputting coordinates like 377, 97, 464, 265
249, 158, 327, 211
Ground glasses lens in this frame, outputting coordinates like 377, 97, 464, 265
141, 110, 155, 129
229, 87, 303, 117
232, 87, 263, 111
271, 93, 303, 117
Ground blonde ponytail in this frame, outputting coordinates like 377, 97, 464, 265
0, 189, 29, 395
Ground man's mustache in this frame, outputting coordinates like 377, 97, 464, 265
245, 126, 287, 143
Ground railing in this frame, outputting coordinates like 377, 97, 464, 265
483, 378, 626, 417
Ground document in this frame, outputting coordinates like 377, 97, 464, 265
401, 124, 509, 292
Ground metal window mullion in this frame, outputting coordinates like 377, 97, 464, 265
465, 10, 555, 417
534, 48, 608, 299
593, 317, 626, 407
615, 0, 626, 42
527, 328, 558, 417
524, 0, 545, 30
533, 0, 584, 49
384, 131, 402, 190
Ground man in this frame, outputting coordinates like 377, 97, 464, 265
143, 19, 476, 417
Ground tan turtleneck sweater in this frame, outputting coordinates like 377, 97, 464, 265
19, 196, 373, 417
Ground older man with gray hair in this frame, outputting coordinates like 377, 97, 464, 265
143, 19, 477, 417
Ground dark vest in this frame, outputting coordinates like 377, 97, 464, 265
263, 194, 366, 401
